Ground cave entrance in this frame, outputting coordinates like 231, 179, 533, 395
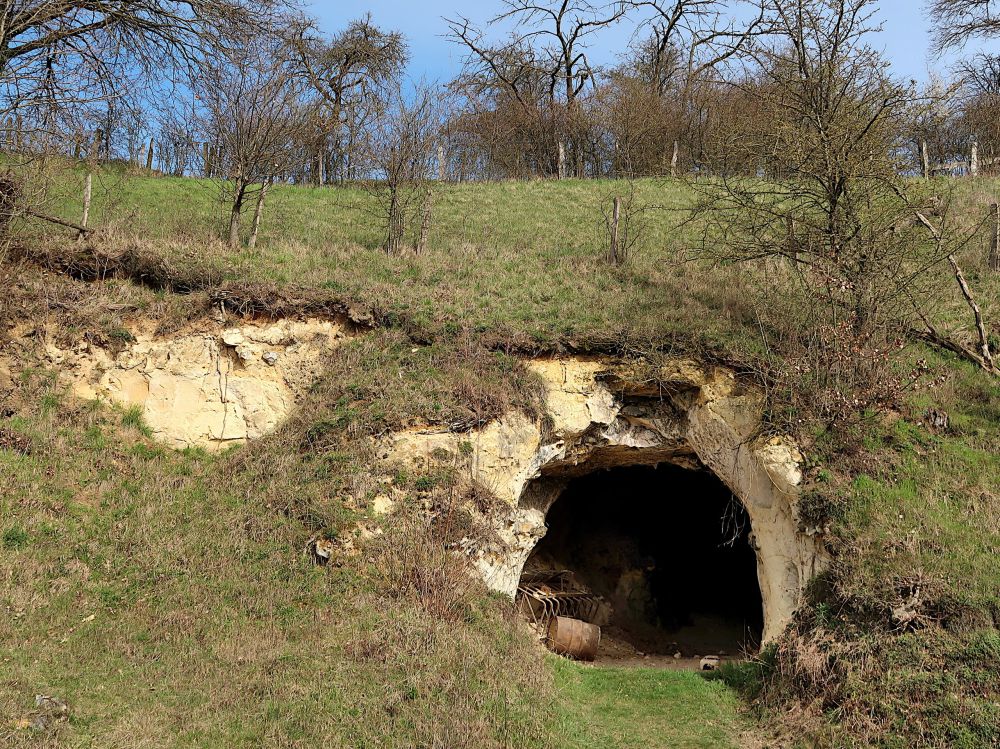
521, 463, 764, 662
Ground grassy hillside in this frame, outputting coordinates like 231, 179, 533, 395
0, 269, 753, 748
31, 166, 1000, 356
3, 169, 1000, 747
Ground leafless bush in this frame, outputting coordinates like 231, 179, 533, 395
690, 0, 990, 421
358, 83, 446, 254
192, 36, 308, 249
599, 180, 654, 265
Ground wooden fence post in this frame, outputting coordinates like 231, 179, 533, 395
416, 188, 433, 254
79, 171, 93, 240
80, 132, 97, 240
989, 203, 1000, 273
609, 196, 621, 265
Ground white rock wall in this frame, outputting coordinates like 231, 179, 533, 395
51, 319, 347, 450
383, 357, 828, 643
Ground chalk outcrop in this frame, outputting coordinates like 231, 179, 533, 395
50, 319, 347, 449
45, 318, 826, 642
382, 357, 827, 643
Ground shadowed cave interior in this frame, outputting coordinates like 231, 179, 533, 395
522, 463, 764, 659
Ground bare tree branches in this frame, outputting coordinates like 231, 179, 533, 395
359, 83, 446, 254
192, 35, 307, 248
927, 0, 1000, 54
288, 14, 408, 184
688, 0, 980, 417
0, 1, 293, 134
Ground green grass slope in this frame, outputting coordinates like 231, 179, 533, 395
551, 660, 749, 749
2, 169, 1000, 747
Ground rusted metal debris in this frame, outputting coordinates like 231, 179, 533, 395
517, 569, 604, 660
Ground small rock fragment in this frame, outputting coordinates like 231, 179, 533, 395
311, 537, 335, 564
221, 330, 244, 347
262, 351, 279, 366
925, 408, 949, 432
28, 694, 69, 729
371, 494, 396, 516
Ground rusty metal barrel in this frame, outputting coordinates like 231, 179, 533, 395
547, 616, 601, 661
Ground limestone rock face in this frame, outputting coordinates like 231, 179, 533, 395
382, 356, 829, 644
52, 319, 347, 450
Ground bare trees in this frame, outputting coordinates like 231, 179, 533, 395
957, 54, 1000, 173
692, 0, 957, 416
360, 85, 444, 254
449, 1, 630, 178
0, 1, 289, 147
289, 15, 408, 185
193, 38, 306, 249
446, 1, 766, 179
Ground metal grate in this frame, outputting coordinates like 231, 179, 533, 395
517, 569, 603, 631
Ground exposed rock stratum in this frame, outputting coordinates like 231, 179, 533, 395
381, 357, 828, 643
47, 323, 826, 642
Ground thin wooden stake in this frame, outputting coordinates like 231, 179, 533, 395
416, 188, 433, 254
79, 171, 93, 240
609, 196, 621, 265
989, 203, 1000, 273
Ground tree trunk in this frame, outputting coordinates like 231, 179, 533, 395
145, 138, 155, 171
203, 143, 212, 178
970, 141, 980, 177
416, 188, 432, 254
670, 140, 679, 178
91, 129, 103, 163
248, 180, 270, 250
920, 139, 930, 180
557, 141, 566, 180
989, 203, 1000, 273
79, 171, 93, 240
609, 196, 621, 265
386, 188, 404, 254
948, 253, 995, 371
229, 187, 245, 250
438, 144, 446, 182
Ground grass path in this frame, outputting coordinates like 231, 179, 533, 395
550, 659, 750, 749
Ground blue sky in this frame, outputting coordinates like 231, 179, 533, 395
306, 1, 988, 84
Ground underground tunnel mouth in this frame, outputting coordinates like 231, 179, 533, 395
518, 462, 764, 663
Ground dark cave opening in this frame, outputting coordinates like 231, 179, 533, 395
523, 463, 764, 659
